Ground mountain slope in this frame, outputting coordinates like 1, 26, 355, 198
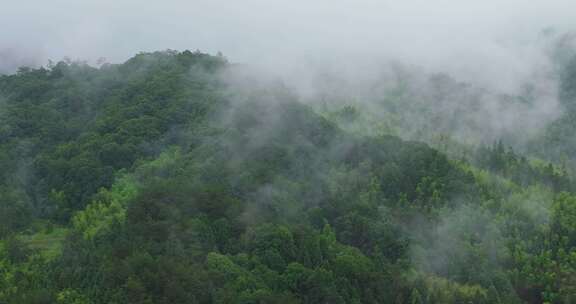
1, 50, 576, 303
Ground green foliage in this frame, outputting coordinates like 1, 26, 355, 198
72, 175, 137, 240
18, 227, 67, 260
2, 49, 576, 303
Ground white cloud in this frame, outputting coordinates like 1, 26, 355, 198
1, 0, 576, 89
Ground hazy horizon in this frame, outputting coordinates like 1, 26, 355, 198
2, 1, 576, 73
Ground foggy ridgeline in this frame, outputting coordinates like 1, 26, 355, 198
4, 33, 576, 304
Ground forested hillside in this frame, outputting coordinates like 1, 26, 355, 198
2, 49, 576, 303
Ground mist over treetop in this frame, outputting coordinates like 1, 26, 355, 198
3, 0, 576, 85
1, 47, 576, 303
3, 1, 576, 302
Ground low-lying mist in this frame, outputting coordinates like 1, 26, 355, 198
219, 30, 576, 159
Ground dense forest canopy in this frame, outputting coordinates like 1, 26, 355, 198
2, 38, 576, 303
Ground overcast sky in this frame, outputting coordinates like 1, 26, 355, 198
2, 0, 576, 89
